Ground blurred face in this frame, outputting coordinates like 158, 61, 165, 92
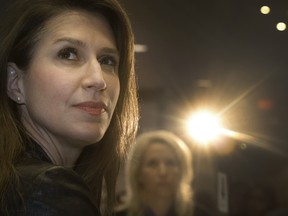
15, 11, 120, 149
138, 142, 181, 198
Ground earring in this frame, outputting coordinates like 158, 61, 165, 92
8, 68, 15, 75
16, 96, 21, 103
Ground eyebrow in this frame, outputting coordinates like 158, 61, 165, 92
53, 37, 119, 55
54, 37, 86, 47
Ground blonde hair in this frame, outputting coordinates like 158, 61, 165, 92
125, 130, 193, 216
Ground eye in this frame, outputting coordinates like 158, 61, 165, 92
166, 159, 178, 167
98, 55, 117, 66
58, 47, 78, 61
98, 55, 118, 73
146, 159, 158, 168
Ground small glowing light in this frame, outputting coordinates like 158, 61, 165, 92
257, 99, 273, 111
260, 6, 270, 15
276, 22, 286, 31
240, 143, 247, 150
134, 44, 148, 53
186, 111, 222, 145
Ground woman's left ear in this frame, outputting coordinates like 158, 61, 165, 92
6, 62, 25, 104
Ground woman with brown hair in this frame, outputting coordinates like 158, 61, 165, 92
0, 0, 138, 215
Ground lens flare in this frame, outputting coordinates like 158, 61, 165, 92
186, 111, 222, 145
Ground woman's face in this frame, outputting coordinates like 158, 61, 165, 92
138, 142, 181, 198
15, 11, 120, 149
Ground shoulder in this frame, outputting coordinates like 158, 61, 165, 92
17, 157, 90, 195
18, 159, 88, 191
15, 158, 101, 216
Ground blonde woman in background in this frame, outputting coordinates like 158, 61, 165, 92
115, 130, 194, 216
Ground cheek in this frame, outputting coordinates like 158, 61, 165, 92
22, 68, 75, 117
25, 64, 75, 96
23, 69, 52, 101
169, 168, 180, 179
137, 168, 145, 184
107, 76, 120, 103
138, 167, 152, 185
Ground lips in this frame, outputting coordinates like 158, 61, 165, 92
73, 101, 107, 116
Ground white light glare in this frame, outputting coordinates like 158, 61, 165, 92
134, 44, 148, 53
186, 111, 222, 144
260, 6, 270, 15
276, 22, 286, 31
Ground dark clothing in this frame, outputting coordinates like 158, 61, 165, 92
8, 139, 101, 216
114, 209, 128, 216
115, 206, 211, 216
115, 208, 177, 216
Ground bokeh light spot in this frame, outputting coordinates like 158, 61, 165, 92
257, 99, 273, 111
260, 6, 270, 15
276, 22, 286, 31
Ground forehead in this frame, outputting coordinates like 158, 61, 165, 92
45, 9, 108, 28
38, 10, 115, 46
143, 142, 177, 158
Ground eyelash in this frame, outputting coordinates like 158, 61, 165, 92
58, 47, 78, 61
98, 55, 117, 67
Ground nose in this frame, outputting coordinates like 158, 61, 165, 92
159, 163, 167, 175
82, 60, 107, 90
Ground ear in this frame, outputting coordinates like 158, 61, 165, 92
6, 62, 25, 104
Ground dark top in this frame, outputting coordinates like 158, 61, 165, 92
8, 139, 101, 216
115, 205, 211, 216
115, 208, 176, 216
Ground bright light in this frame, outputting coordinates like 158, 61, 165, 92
260, 6, 270, 15
134, 44, 148, 53
276, 22, 286, 31
186, 111, 223, 145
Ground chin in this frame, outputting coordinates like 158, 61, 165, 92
86, 133, 104, 144
73, 131, 105, 146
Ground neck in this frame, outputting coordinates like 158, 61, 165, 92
21, 109, 82, 167
141, 192, 174, 216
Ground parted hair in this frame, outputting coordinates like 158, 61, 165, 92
125, 130, 193, 216
0, 0, 138, 215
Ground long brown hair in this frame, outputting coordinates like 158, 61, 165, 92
0, 0, 138, 214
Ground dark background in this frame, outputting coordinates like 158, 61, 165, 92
118, 0, 288, 144
116, 0, 288, 159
